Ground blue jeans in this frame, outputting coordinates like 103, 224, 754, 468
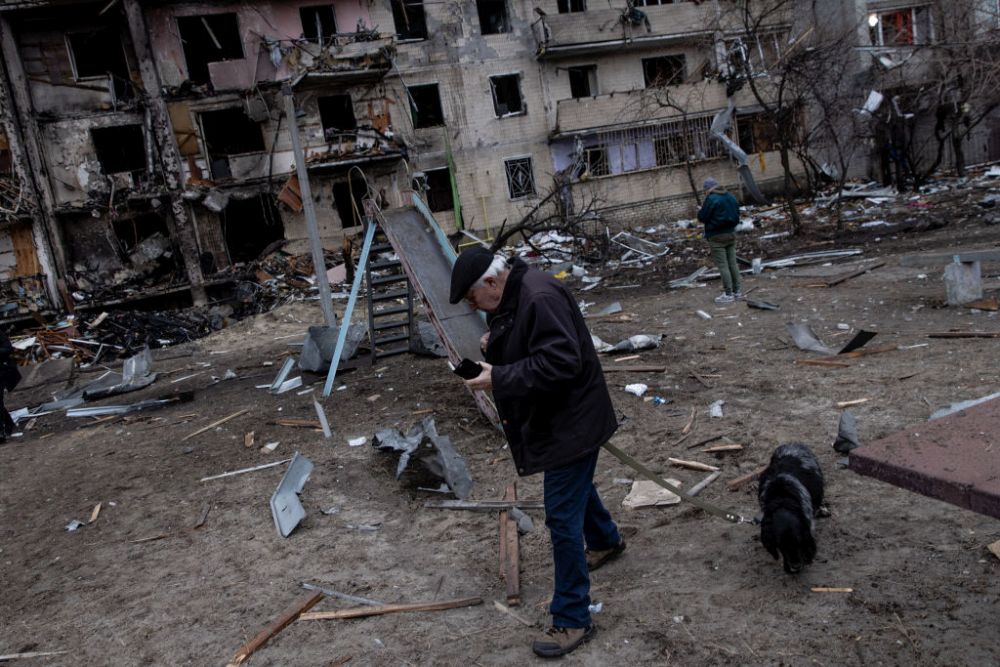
543, 448, 621, 628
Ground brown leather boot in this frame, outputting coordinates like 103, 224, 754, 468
531, 625, 596, 658
585, 538, 626, 571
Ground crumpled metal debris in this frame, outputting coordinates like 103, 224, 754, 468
82, 347, 157, 400
833, 410, 861, 454
270, 452, 313, 538
372, 417, 473, 499
786, 323, 877, 356
298, 324, 367, 372
592, 334, 662, 354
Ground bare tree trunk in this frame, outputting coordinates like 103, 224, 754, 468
952, 131, 966, 177
778, 144, 802, 233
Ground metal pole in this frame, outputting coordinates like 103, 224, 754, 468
282, 82, 336, 328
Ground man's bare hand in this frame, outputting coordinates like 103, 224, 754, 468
480, 332, 490, 353
465, 361, 493, 391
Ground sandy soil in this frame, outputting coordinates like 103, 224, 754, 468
2, 193, 1000, 666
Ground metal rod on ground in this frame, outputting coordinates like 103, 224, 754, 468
301, 582, 383, 607
687, 470, 722, 497
282, 82, 335, 329
323, 221, 376, 396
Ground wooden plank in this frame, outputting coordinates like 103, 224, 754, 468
182, 409, 249, 442
667, 457, 719, 472
300, 596, 483, 621
811, 587, 853, 593
501, 483, 521, 606
837, 345, 898, 359
9, 222, 40, 276
823, 261, 886, 287
0, 650, 69, 660
795, 359, 850, 368
227, 591, 325, 666
602, 365, 667, 373
269, 418, 323, 429
836, 398, 869, 408
727, 465, 768, 491
702, 444, 743, 454
927, 331, 1000, 339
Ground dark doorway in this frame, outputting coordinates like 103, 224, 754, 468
318, 94, 357, 140
177, 13, 244, 85
91, 124, 146, 174
425, 167, 453, 212
332, 174, 368, 228
220, 195, 285, 263
568, 65, 597, 98
199, 107, 265, 179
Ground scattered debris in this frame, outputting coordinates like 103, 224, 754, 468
709, 400, 725, 418
668, 458, 719, 473
65, 391, 194, 418
836, 398, 869, 408
988, 539, 1000, 562
786, 323, 877, 356
747, 300, 780, 311
592, 333, 662, 354
65, 519, 85, 532
301, 583, 384, 607
226, 590, 325, 666
270, 452, 314, 538
88, 503, 102, 525
499, 483, 521, 606
182, 409, 248, 442
200, 458, 293, 483
423, 500, 544, 512
833, 411, 862, 454
624, 383, 648, 397
726, 465, 768, 491
313, 398, 332, 438
622, 479, 682, 508
261, 441, 280, 453
373, 418, 473, 499
686, 471, 722, 497
0, 651, 69, 661
810, 587, 853, 593
929, 392, 1000, 421
347, 436, 367, 447
82, 347, 157, 400
493, 600, 535, 627
299, 596, 484, 621
696, 310, 712, 320
602, 364, 667, 373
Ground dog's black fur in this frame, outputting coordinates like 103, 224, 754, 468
757, 443, 824, 574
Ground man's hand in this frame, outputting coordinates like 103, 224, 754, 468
465, 361, 493, 391
479, 332, 490, 353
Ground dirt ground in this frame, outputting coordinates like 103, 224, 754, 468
3, 186, 1000, 666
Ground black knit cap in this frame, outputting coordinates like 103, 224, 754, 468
449, 247, 494, 304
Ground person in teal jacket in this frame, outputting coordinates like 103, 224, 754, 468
697, 177, 743, 303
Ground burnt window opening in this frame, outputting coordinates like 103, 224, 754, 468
567, 65, 597, 98
111, 213, 171, 255
300, 5, 337, 44
643, 55, 685, 87
199, 108, 265, 180
91, 124, 146, 175
557, 0, 586, 12
318, 95, 357, 139
408, 83, 445, 128
221, 195, 284, 263
584, 145, 609, 177
392, 0, 428, 40
66, 28, 133, 99
504, 156, 535, 199
424, 167, 453, 212
490, 74, 524, 117
332, 174, 368, 228
736, 112, 776, 154
477, 0, 511, 34
177, 13, 244, 85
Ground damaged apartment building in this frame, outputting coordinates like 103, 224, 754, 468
1, 0, 997, 321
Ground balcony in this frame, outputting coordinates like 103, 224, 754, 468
534, 3, 715, 59
554, 82, 761, 136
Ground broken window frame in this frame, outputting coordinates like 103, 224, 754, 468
567, 65, 598, 98
65, 28, 130, 81
504, 156, 536, 200
176, 13, 245, 85
299, 5, 338, 45
477, 0, 511, 35
318, 94, 357, 140
391, 0, 428, 40
642, 55, 686, 88
557, 0, 586, 12
424, 166, 454, 212
869, 6, 933, 47
198, 107, 266, 180
489, 73, 525, 118
735, 111, 777, 154
584, 145, 609, 177
649, 114, 727, 167
407, 83, 446, 129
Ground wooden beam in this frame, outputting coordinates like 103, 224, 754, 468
927, 331, 1000, 339
182, 409, 249, 442
424, 500, 544, 512
702, 444, 743, 454
727, 465, 768, 491
823, 261, 886, 287
667, 457, 719, 472
602, 365, 667, 373
227, 591, 325, 666
300, 596, 483, 621
500, 484, 521, 606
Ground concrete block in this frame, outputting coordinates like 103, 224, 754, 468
943, 260, 982, 306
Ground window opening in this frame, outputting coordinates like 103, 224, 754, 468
408, 83, 445, 128
332, 173, 368, 228
91, 124, 146, 175
567, 65, 597, 98
490, 74, 524, 117
318, 95, 357, 139
300, 5, 337, 44
66, 28, 132, 98
870, 6, 931, 46
425, 167, 453, 212
391, 0, 428, 40
736, 112, 776, 154
220, 194, 284, 263
477, 0, 511, 34
199, 107, 265, 180
642, 55, 685, 87
557, 0, 586, 12
584, 145, 609, 176
504, 157, 535, 199
177, 13, 244, 85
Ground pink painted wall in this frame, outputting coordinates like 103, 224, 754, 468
145, 1, 374, 86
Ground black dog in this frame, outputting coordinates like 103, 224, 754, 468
757, 443, 824, 574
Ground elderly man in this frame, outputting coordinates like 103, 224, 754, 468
449, 247, 624, 658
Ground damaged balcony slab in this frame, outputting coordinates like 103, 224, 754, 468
850, 396, 1000, 520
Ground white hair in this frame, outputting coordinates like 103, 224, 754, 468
472, 255, 509, 289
